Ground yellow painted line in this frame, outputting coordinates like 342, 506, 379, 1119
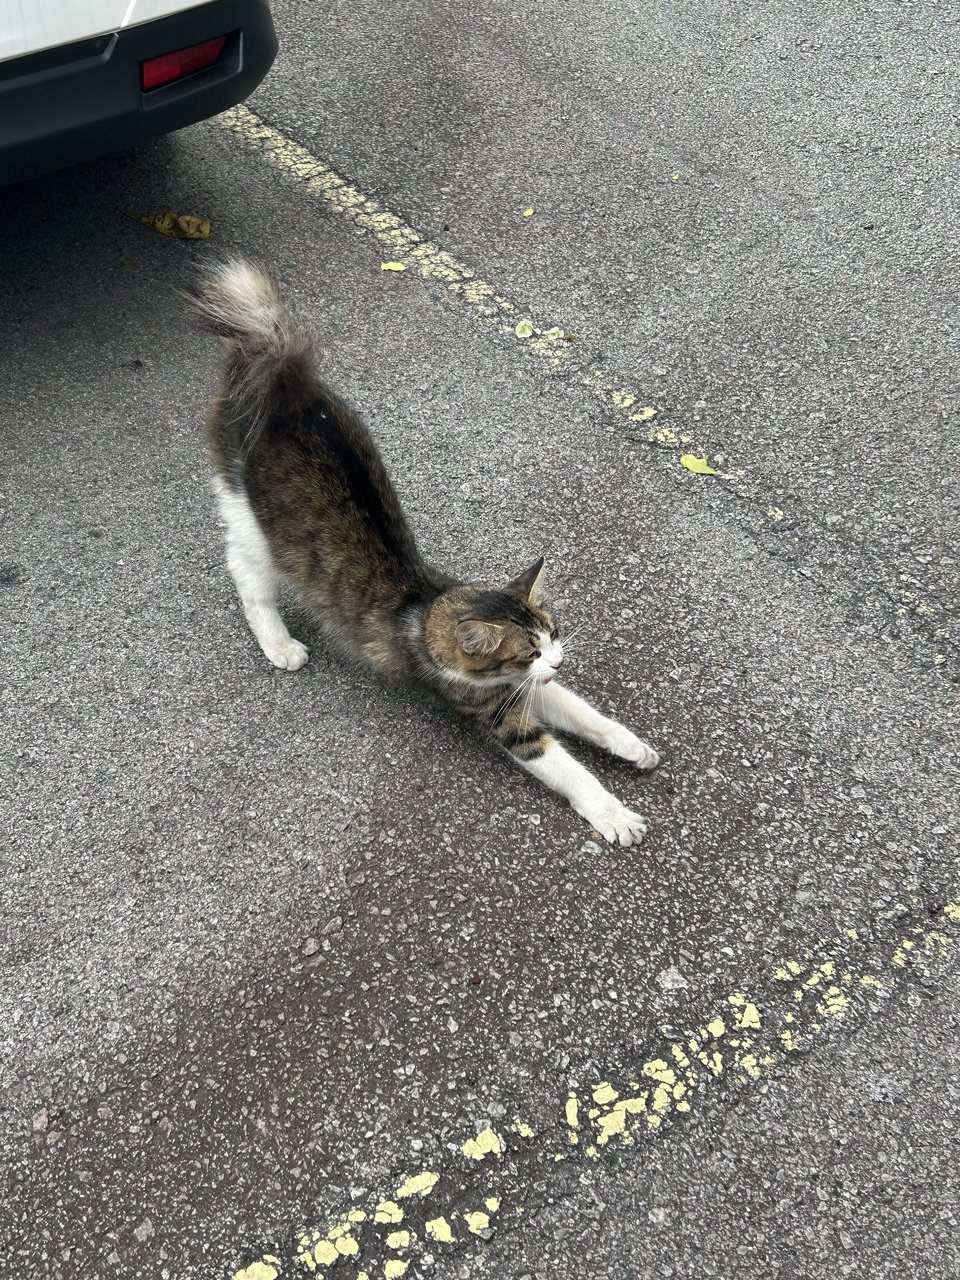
214, 105, 721, 472
394, 1170, 438, 1198
461, 1125, 503, 1161
233, 1258, 281, 1280
229, 899, 960, 1279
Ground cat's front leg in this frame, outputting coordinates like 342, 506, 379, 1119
489, 701, 647, 846
531, 682, 659, 769
520, 738, 648, 846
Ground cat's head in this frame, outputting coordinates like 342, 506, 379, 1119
426, 558, 565, 688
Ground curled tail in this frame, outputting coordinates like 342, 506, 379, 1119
188, 257, 301, 357
188, 257, 315, 465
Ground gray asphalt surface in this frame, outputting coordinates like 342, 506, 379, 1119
1, 1, 958, 1278
476, 971, 960, 1280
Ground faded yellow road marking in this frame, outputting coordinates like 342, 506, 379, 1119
215, 106, 719, 471
461, 1125, 503, 1161
394, 1171, 438, 1199
230, 900, 960, 1279
233, 1256, 280, 1280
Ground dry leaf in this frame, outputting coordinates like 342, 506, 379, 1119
124, 210, 210, 239
542, 326, 565, 340
380, 261, 407, 272
515, 319, 536, 338
680, 453, 718, 476
522, 206, 534, 217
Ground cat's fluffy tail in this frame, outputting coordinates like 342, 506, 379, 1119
187, 257, 303, 363
189, 258, 315, 461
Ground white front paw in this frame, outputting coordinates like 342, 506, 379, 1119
601, 724, 660, 770
576, 793, 648, 847
263, 637, 309, 671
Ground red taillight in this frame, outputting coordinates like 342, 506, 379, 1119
141, 35, 226, 91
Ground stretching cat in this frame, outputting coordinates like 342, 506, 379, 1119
190, 260, 658, 845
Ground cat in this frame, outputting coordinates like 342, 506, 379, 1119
189, 259, 659, 846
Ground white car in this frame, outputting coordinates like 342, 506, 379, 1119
0, 0, 277, 185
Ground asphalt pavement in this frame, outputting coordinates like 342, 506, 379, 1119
1, 2, 958, 1278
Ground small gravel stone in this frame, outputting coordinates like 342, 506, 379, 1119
656, 966, 689, 993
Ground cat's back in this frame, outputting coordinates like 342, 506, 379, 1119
246, 363, 428, 608
194, 258, 433, 646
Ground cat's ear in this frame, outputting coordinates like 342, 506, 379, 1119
506, 556, 546, 603
455, 619, 504, 656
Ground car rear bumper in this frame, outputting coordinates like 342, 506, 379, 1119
0, 0, 277, 186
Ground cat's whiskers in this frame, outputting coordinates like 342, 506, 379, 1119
557, 623, 584, 652
493, 673, 535, 725
519, 676, 538, 738
492, 688, 523, 727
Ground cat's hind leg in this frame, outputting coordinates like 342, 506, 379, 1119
213, 477, 309, 671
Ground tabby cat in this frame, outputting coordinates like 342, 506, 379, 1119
190, 260, 658, 845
